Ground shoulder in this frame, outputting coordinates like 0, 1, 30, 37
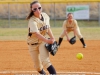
29, 16, 40, 22
28, 16, 37, 24
73, 19, 77, 23
41, 12, 49, 18
29, 17, 34, 22
29, 16, 36, 21
41, 12, 48, 16
63, 20, 67, 24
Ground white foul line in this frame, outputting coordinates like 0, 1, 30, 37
0, 71, 100, 74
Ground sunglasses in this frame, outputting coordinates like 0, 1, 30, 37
32, 7, 42, 12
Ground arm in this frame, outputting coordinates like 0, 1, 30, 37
63, 20, 70, 41
73, 29, 76, 37
73, 20, 79, 37
46, 28, 55, 43
34, 32, 54, 44
47, 28, 55, 39
45, 13, 55, 42
64, 30, 70, 41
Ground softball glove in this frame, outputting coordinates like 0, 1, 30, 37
69, 36, 76, 45
45, 41, 58, 56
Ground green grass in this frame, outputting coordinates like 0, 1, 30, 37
0, 18, 100, 41
0, 28, 27, 41
0, 27, 100, 41
0, 19, 100, 28
0, 19, 28, 28
49, 20, 99, 27
51, 27, 100, 40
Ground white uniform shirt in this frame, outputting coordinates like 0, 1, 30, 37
63, 19, 79, 32
27, 12, 50, 44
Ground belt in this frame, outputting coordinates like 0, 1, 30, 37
27, 43, 38, 45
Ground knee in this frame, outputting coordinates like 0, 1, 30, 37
42, 58, 51, 68
34, 62, 43, 71
35, 58, 51, 71
77, 34, 83, 39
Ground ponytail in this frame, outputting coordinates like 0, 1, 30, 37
26, 1, 39, 20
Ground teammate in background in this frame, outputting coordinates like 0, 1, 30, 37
58, 13, 87, 48
26, 1, 56, 74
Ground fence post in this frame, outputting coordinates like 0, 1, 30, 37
99, 3, 100, 26
54, 3, 56, 27
8, 3, 10, 28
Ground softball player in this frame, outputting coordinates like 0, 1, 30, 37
58, 13, 86, 48
26, 1, 56, 74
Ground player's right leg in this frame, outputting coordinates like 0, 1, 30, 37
28, 45, 46, 74
58, 30, 65, 46
80, 38, 87, 48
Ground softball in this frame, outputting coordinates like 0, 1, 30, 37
76, 53, 83, 60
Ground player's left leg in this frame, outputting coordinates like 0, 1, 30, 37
75, 28, 86, 48
58, 37, 63, 46
39, 42, 56, 74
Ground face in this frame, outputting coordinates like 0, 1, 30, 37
31, 3, 42, 17
67, 14, 73, 20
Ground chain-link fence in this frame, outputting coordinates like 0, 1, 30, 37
0, 2, 100, 28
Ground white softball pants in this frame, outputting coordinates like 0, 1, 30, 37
60, 27, 83, 39
28, 42, 51, 71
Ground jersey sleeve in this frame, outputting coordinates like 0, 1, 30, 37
28, 20, 39, 33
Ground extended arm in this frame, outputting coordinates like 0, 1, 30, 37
34, 32, 54, 44
46, 28, 55, 43
64, 30, 70, 41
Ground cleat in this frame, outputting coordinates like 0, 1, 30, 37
83, 45, 87, 48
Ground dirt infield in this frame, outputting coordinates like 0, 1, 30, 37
0, 40, 100, 74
